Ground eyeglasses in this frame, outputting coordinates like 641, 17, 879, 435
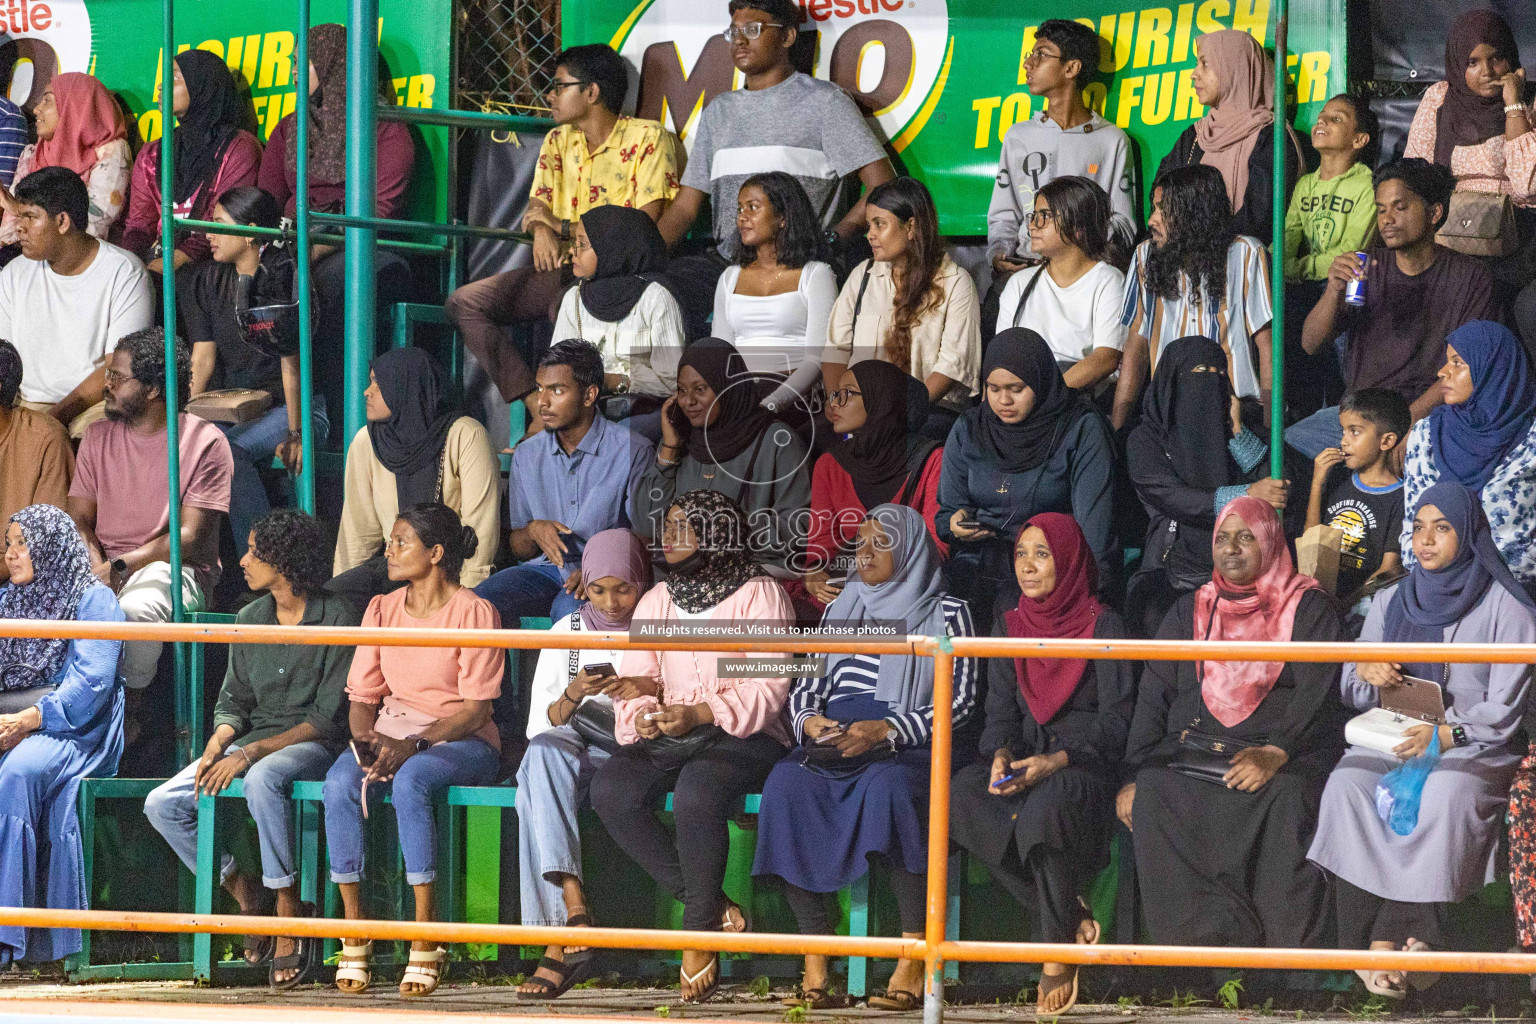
569, 236, 590, 255
1026, 209, 1058, 229
547, 79, 588, 95
721, 21, 783, 43
828, 388, 862, 406
1023, 48, 1064, 66
103, 368, 132, 387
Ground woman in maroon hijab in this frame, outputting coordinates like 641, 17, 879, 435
948, 512, 1135, 1015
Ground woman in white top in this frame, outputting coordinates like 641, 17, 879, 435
824, 177, 981, 438
552, 206, 686, 440
515, 529, 655, 999
996, 176, 1127, 394
711, 172, 837, 415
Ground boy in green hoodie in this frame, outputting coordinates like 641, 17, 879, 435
1283, 94, 1379, 416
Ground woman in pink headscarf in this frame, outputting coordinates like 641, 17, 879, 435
1156, 29, 1303, 246
1118, 495, 1346, 949
0, 73, 131, 245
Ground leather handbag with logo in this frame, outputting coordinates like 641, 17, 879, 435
1167, 726, 1263, 785
1436, 191, 1519, 258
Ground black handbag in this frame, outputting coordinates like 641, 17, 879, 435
598, 393, 663, 422
799, 735, 896, 777
643, 724, 726, 771
1166, 726, 1262, 785
560, 616, 622, 753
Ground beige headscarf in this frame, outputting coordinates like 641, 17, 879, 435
1192, 30, 1275, 214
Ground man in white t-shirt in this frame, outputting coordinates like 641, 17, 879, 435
0, 166, 154, 438
1112, 165, 1274, 430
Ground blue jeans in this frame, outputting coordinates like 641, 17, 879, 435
322, 737, 499, 885
1284, 405, 1343, 459
143, 740, 334, 889
220, 397, 330, 557
515, 725, 611, 926
475, 560, 582, 626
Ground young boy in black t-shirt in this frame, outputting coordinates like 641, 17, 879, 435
1304, 388, 1409, 602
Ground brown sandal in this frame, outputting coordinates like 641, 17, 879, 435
1036, 967, 1081, 1015
868, 988, 921, 1011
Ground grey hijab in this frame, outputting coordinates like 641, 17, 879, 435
822, 503, 949, 714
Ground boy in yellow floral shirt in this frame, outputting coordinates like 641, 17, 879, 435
445, 44, 681, 436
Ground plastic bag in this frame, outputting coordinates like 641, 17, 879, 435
1374, 729, 1442, 836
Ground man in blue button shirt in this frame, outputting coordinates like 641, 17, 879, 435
476, 339, 653, 624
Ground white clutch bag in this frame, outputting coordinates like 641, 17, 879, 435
1344, 675, 1446, 755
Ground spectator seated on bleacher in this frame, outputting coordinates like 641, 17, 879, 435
0, 340, 73, 584
515, 528, 653, 999
66, 327, 233, 756
144, 508, 358, 990
323, 503, 503, 1000
0, 503, 124, 967
443, 42, 681, 436
0, 167, 153, 439
180, 185, 328, 560
328, 347, 499, 613
476, 340, 651, 626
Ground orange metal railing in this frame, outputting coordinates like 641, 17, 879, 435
3, 619, 1533, 1020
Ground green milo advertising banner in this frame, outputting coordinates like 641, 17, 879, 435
563, 0, 1348, 235
1, 0, 452, 217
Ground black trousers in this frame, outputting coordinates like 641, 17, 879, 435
779, 854, 926, 936
590, 732, 784, 931
1334, 876, 1448, 950
974, 845, 1088, 946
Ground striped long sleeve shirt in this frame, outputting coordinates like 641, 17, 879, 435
789, 596, 978, 749
0, 99, 27, 188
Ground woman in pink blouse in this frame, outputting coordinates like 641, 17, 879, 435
0, 73, 130, 246
322, 503, 503, 999
590, 489, 794, 1003
121, 49, 263, 273
1404, 10, 1536, 348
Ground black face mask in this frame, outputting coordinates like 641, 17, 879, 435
656, 547, 707, 576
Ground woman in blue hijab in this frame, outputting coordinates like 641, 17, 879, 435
1399, 321, 1536, 583
1312, 482, 1536, 998
0, 504, 125, 966
753, 504, 978, 1011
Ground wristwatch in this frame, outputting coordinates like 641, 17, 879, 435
1450, 724, 1468, 748
110, 557, 128, 576
415, 737, 432, 753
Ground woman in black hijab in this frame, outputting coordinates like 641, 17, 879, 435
1124, 336, 1288, 638
329, 347, 501, 611
123, 47, 262, 271
551, 205, 688, 441
935, 328, 1115, 628
633, 338, 812, 577
804, 360, 945, 604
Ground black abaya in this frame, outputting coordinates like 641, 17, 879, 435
1123, 590, 1346, 947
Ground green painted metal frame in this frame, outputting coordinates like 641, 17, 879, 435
1270, 0, 1289, 478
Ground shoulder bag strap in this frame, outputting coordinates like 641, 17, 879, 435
896, 440, 942, 507
851, 263, 874, 330
1011, 264, 1049, 328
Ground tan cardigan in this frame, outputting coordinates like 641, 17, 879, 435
824, 254, 981, 411
334, 417, 501, 587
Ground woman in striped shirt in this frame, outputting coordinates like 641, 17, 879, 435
753, 503, 977, 1011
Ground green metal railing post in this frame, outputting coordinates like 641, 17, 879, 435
159, 0, 189, 768
343, 0, 380, 444
1270, 0, 1288, 480
293, 0, 316, 512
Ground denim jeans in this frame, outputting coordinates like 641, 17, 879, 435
515, 725, 611, 926
143, 740, 334, 888
220, 396, 330, 557
1284, 405, 1343, 459
322, 737, 499, 885
475, 560, 582, 626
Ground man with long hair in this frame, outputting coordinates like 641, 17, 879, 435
1111, 165, 1275, 430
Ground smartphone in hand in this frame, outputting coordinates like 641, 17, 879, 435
586, 662, 617, 679
349, 738, 375, 768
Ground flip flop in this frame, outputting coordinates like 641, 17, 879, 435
1036, 967, 1081, 1015
517, 954, 595, 1001
1354, 968, 1407, 1001
268, 902, 318, 992
783, 987, 847, 1010
681, 953, 720, 1004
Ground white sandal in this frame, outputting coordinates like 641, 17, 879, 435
399, 944, 449, 998
1355, 968, 1408, 1001
334, 939, 373, 994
